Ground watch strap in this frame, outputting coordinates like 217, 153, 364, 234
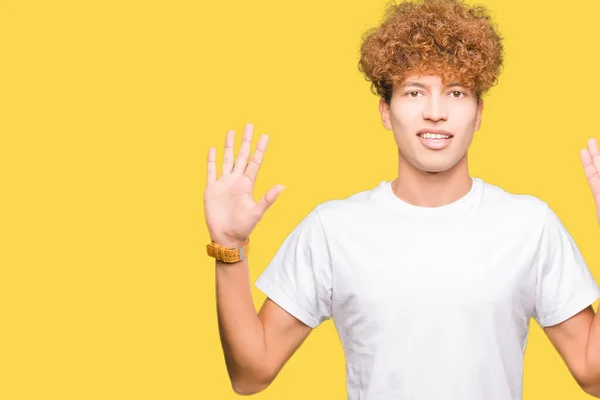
207, 239, 250, 263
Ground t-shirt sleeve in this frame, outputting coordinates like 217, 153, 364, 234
533, 204, 600, 327
254, 206, 333, 329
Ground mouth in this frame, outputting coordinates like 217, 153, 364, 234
416, 130, 454, 150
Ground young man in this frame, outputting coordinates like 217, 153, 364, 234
204, 0, 600, 398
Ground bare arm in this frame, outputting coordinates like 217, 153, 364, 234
543, 139, 600, 396
215, 255, 311, 395
205, 124, 311, 394
543, 306, 597, 395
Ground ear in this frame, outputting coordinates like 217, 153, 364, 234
474, 99, 484, 132
379, 98, 392, 130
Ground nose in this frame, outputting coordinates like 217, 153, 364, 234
422, 95, 448, 122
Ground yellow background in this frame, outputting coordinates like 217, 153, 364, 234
2, 0, 600, 399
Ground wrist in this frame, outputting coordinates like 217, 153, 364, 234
207, 238, 250, 264
211, 237, 248, 248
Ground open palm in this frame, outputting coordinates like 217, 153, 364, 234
580, 138, 600, 225
204, 124, 285, 247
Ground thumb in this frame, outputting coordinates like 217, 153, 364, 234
254, 184, 285, 215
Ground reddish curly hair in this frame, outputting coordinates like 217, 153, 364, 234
359, 0, 504, 104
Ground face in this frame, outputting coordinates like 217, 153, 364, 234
379, 74, 483, 174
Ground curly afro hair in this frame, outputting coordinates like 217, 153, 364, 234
359, 0, 504, 104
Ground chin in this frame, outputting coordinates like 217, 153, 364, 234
400, 149, 467, 175
419, 166, 451, 174
414, 159, 461, 174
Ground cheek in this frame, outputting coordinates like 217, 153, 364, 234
454, 106, 479, 133
463, 103, 479, 122
389, 104, 421, 132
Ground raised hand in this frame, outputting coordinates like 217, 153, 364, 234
204, 124, 285, 247
580, 138, 600, 225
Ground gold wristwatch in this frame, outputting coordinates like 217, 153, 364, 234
206, 238, 250, 263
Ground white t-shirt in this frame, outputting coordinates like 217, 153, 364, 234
254, 177, 600, 399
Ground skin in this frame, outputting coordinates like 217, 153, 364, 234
545, 138, 600, 396
205, 125, 311, 394
205, 74, 600, 396
379, 74, 483, 208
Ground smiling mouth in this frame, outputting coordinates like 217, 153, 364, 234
417, 132, 454, 150
417, 132, 453, 139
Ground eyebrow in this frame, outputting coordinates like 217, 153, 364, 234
403, 81, 465, 89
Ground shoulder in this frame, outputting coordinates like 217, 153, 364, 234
316, 181, 389, 216
313, 181, 389, 220
478, 178, 549, 226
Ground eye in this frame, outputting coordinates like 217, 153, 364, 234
450, 91, 465, 98
405, 91, 421, 98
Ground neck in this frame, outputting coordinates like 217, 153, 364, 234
392, 154, 472, 208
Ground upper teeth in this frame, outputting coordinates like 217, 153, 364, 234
421, 133, 449, 139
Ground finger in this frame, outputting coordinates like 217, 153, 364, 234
581, 148, 600, 199
232, 124, 254, 174
222, 130, 235, 176
207, 147, 217, 184
254, 184, 285, 215
580, 148, 595, 176
588, 138, 600, 174
244, 134, 269, 183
